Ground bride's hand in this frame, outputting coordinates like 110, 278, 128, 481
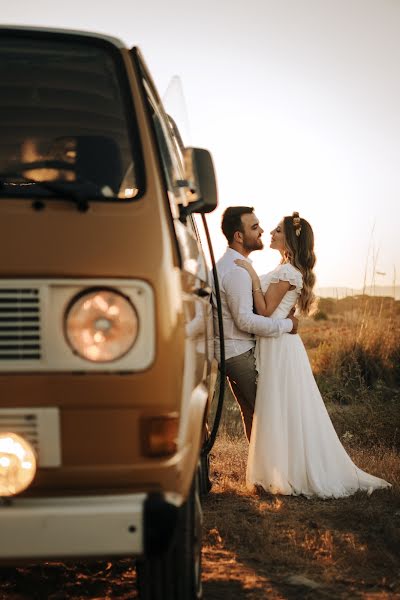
234, 259, 254, 276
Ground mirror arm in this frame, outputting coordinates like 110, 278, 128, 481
179, 197, 206, 222
176, 179, 190, 188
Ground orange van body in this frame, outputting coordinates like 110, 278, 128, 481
0, 28, 218, 596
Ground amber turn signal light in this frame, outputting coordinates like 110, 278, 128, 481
140, 414, 179, 458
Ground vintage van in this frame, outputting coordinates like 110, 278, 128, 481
0, 26, 221, 599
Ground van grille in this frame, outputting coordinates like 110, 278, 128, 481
0, 411, 40, 456
0, 408, 61, 467
0, 288, 41, 361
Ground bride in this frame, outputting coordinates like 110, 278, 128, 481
235, 212, 391, 498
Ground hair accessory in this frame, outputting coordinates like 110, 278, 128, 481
292, 211, 302, 237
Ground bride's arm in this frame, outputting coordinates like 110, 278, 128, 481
262, 281, 292, 316
235, 260, 292, 316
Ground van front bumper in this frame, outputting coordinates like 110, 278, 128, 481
0, 493, 146, 560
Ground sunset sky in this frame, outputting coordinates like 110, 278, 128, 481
2, 0, 399, 291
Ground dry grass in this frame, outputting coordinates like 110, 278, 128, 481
303, 296, 400, 404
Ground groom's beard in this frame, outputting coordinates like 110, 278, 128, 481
243, 237, 264, 252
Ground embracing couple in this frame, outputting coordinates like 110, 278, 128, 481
213, 206, 390, 498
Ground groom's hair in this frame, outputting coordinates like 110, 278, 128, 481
221, 206, 254, 244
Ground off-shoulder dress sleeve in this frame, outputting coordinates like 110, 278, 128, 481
268, 264, 303, 293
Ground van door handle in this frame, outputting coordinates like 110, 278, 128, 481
195, 287, 211, 298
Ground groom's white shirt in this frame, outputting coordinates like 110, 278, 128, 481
212, 248, 293, 360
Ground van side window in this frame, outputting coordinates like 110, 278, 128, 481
192, 214, 214, 285
142, 80, 186, 220
136, 63, 208, 281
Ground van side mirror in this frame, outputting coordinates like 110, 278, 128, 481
181, 147, 218, 217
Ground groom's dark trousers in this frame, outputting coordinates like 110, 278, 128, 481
225, 348, 257, 442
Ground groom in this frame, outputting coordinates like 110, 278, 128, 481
212, 206, 298, 441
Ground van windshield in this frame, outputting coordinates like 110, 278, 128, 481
0, 35, 143, 201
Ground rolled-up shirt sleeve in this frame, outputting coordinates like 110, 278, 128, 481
223, 268, 293, 337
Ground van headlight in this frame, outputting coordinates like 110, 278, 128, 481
0, 433, 37, 497
65, 289, 138, 362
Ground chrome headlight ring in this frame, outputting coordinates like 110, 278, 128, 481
64, 288, 139, 363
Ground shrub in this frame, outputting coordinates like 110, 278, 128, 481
311, 313, 400, 401
313, 309, 328, 321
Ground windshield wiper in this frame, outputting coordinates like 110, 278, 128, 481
0, 163, 115, 212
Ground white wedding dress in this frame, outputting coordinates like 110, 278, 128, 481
246, 263, 391, 498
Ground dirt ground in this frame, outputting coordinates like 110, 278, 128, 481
201, 488, 400, 599
200, 436, 400, 600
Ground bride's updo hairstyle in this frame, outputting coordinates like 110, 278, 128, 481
283, 212, 317, 316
